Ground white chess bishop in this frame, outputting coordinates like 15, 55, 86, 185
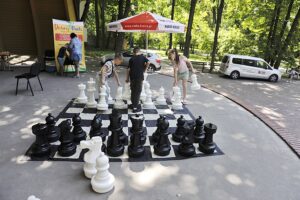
76, 83, 88, 103
155, 87, 167, 105
143, 82, 155, 109
191, 74, 201, 90
86, 78, 97, 108
106, 85, 115, 104
172, 86, 183, 110
91, 138, 115, 193
114, 86, 127, 109
97, 85, 108, 110
80, 137, 103, 178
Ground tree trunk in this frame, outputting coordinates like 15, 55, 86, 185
106, 14, 116, 49
80, 0, 91, 22
95, 0, 100, 48
274, 7, 300, 68
168, 0, 176, 50
184, 0, 197, 58
73, 0, 81, 20
100, 0, 106, 49
209, 0, 225, 73
212, 0, 217, 25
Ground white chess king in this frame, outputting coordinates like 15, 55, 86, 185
97, 85, 108, 110
91, 138, 115, 193
191, 74, 201, 90
172, 86, 183, 110
87, 78, 97, 108
80, 137, 103, 179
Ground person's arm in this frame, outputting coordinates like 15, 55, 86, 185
126, 59, 132, 82
113, 68, 121, 86
184, 56, 196, 73
173, 66, 178, 86
144, 57, 150, 71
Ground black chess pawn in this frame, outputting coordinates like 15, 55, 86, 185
152, 115, 164, 143
31, 123, 51, 157
45, 113, 59, 142
108, 109, 127, 144
58, 119, 77, 157
198, 123, 217, 154
193, 116, 205, 143
178, 125, 196, 157
128, 114, 145, 158
72, 113, 87, 143
89, 114, 106, 142
107, 129, 125, 157
172, 115, 186, 142
154, 116, 171, 156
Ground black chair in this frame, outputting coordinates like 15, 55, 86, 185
15, 62, 43, 96
44, 49, 55, 67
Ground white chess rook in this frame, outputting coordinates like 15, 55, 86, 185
97, 85, 108, 110
91, 139, 115, 193
143, 82, 155, 108
77, 83, 88, 103
156, 87, 167, 105
191, 74, 201, 90
114, 86, 127, 109
80, 137, 103, 179
87, 78, 97, 108
172, 86, 183, 110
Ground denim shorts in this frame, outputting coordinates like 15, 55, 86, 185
71, 53, 82, 62
177, 71, 189, 80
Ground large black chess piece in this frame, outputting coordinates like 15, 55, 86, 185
31, 123, 51, 157
178, 125, 196, 157
172, 115, 186, 142
45, 113, 59, 142
198, 123, 217, 154
154, 116, 171, 156
72, 113, 87, 143
128, 114, 145, 158
193, 116, 205, 143
108, 109, 127, 144
107, 129, 125, 157
89, 114, 106, 141
151, 115, 164, 143
58, 119, 77, 157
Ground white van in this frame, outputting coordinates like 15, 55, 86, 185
219, 54, 281, 82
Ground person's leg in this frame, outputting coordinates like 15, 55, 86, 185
182, 79, 187, 101
57, 57, 65, 76
74, 61, 79, 77
130, 80, 137, 108
135, 80, 143, 110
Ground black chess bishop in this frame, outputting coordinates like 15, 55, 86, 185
45, 113, 59, 142
128, 114, 145, 158
172, 115, 186, 142
154, 116, 171, 156
58, 119, 77, 157
72, 113, 87, 143
178, 124, 196, 157
193, 116, 205, 143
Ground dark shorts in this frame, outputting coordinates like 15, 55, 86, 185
71, 54, 82, 62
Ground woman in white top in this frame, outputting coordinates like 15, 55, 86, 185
168, 48, 195, 104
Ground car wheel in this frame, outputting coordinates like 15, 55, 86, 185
269, 74, 278, 82
230, 71, 240, 79
147, 64, 156, 73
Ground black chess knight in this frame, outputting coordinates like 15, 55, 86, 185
178, 124, 196, 157
172, 115, 186, 142
128, 114, 145, 158
58, 119, 77, 157
198, 123, 217, 154
31, 123, 51, 157
193, 116, 205, 143
89, 114, 106, 141
45, 113, 59, 142
154, 116, 171, 156
72, 113, 87, 143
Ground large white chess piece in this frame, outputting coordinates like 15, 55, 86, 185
190, 74, 201, 90
80, 137, 103, 178
143, 82, 155, 109
140, 72, 148, 102
155, 87, 167, 105
97, 85, 108, 110
91, 138, 115, 193
76, 83, 88, 103
27, 195, 40, 200
114, 86, 127, 109
106, 85, 114, 104
87, 78, 97, 108
122, 82, 131, 104
172, 86, 183, 110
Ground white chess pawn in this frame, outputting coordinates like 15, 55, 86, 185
191, 74, 201, 90
87, 78, 97, 108
156, 87, 167, 105
97, 85, 108, 110
114, 86, 127, 109
76, 83, 88, 103
172, 86, 183, 110
27, 195, 40, 200
80, 137, 103, 179
143, 82, 155, 109
91, 140, 115, 193
106, 85, 114, 104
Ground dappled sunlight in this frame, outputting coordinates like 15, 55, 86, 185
122, 162, 179, 191
0, 113, 20, 127
226, 174, 256, 188
0, 106, 11, 113
177, 174, 199, 194
33, 105, 51, 116
108, 177, 126, 200
255, 105, 283, 120
36, 161, 53, 171
11, 154, 30, 164
20, 117, 43, 139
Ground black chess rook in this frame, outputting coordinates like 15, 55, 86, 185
198, 123, 217, 154
31, 123, 51, 157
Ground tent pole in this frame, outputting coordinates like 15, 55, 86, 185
146, 30, 148, 53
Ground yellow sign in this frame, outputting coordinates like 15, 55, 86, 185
52, 19, 86, 72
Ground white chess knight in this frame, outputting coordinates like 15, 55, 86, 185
97, 85, 108, 110
143, 82, 155, 109
87, 78, 97, 108
76, 83, 88, 103
80, 137, 103, 179
190, 74, 201, 90
155, 87, 167, 105
172, 86, 183, 110
114, 86, 127, 109
91, 138, 115, 193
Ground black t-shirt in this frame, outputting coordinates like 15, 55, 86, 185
57, 47, 67, 58
128, 54, 149, 80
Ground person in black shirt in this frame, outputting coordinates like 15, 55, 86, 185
125, 47, 149, 113
57, 43, 69, 75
